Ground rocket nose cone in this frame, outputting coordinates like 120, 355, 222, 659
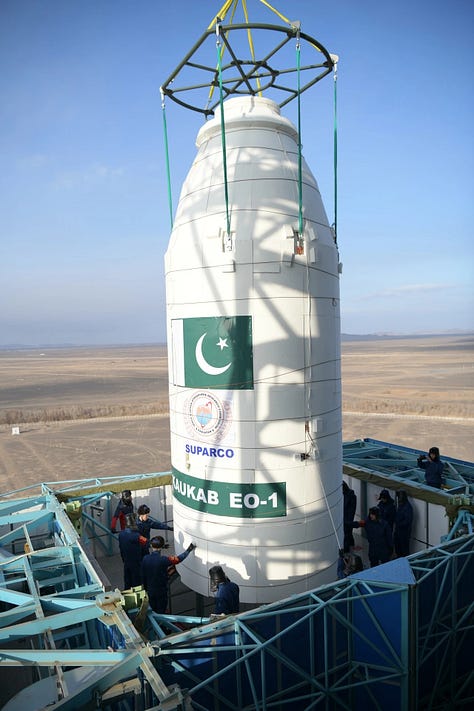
215, 96, 281, 120
197, 96, 298, 146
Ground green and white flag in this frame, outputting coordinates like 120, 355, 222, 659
171, 316, 253, 389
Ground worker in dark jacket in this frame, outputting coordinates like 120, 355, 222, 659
111, 490, 134, 532
337, 549, 364, 579
137, 504, 173, 538
141, 536, 196, 614
393, 490, 413, 557
354, 507, 393, 567
137, 504, 173, 557
377, 489, 396, 531
118, 513, 148, 589
209, 565, 240, 615
417, 447, 444, 488
342, 481, 357, 552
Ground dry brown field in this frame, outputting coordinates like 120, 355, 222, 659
0, 335, 473, 493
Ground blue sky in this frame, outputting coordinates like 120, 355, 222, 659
1, 0, 473, 345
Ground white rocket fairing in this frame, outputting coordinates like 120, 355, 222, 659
165, 96, 342, 604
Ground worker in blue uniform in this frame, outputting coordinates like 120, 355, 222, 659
377, 489, 396, 531
136, 504, 173, 553
417, 446, 444, 488
209, 565, 240, 615
393, 490, 413, 557
141, 536, 196, 614
118, 513, 148, 589
337, 549, 364, 579
111, 490, 134, 532
342, 481, 357, 552
353, 507, 393, 567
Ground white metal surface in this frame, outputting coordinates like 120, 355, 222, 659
165, 97, 342, 603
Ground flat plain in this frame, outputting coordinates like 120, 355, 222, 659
0, 334, 473, 493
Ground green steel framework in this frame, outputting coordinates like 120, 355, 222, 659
0, 442, 473, 710
159, 21, 335, 118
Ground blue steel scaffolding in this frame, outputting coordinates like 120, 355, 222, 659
343, 438, 474, 498
0, 442, 473, 710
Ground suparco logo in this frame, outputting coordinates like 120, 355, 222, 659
184, 391, 232, 441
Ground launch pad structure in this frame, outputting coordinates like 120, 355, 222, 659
0, 439, 473, 710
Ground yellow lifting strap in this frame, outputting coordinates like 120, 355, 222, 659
207, 1, 238, 106
242, 0, 261, 95
208, 0, 294, 31
206, 0, 293, 105
208, 0, 236, 29
258, 0, 293, 26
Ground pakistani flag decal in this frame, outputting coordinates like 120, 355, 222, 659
172, 316, 253, 389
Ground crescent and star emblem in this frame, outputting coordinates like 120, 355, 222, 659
195, 333, 232, 376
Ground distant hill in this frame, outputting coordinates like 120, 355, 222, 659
0, 342, 167, 351
1, 334, 473, 350
341, 331, 474, 342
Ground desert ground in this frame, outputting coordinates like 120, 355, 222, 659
0, 334, 473, 493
